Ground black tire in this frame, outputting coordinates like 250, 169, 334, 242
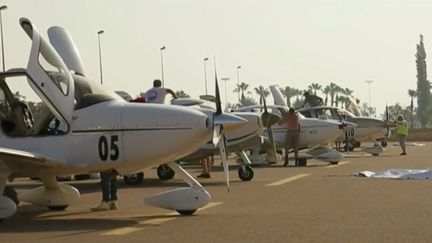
238, 166, 254, 181
354, 141, 361, 148
3, 186, 19, 206
329, 161, 339, 165
381, 141, 388, 147
157, 164, 175, 180
123, 172, 144, 185
177, 209, 197, 216
372, 153, 379, 157
74, 174, 90, 180
56, 175, 72, 181
47, 205, 68, 211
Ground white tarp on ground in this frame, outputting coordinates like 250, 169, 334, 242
354, 168, 432, 179
392, 142, 426, 147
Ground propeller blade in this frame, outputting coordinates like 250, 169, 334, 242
218, 134, 230, 190
267, 126, 278, 163
385, 104, 391, 139
260, 87, 269, 114
214, 58, 222, 115
385, 104, 389, 121
213, 124, 222, 146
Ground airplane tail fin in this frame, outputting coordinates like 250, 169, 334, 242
269, 85, 287, 107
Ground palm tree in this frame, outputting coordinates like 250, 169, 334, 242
280, 86, 297, 107
175, 90, 190, 98
308, 83, 322, 95
322, 86, 331, 106
408, 89, 417, 128
234, 82, 250, 102
254, 85, 269, 105
239, 96, 257, 107
327, 83, 339, 106
344, 88, 354, 99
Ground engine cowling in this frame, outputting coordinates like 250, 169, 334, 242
144, 186, 210, 211
0, 196, 17, 219
18, 184, 80, 207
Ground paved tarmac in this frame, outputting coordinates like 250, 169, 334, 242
1, 142, 432, 243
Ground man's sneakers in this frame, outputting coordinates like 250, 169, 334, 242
91, 201, 110, 211
197, 173, 211, 178
91, 200, 118, 212
400, 152, 407, 156
109, 200, 118, 210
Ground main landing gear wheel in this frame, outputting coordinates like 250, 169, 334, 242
329, 161, 339, 165
381, 141, 388, 147
157, 164, 175, 180
177, 209, 197, 216
47, 205, 68, 211
238, 166, 254, 181
123, 172, 144, 185
3, 186, 19, 206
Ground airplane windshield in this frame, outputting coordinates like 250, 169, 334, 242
38, 36, 70, 96
73, 75, 122, 110
337, 109, 355, 118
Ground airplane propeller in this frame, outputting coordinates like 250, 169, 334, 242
211, 64, 244, 190
260, 87, 281, 163
385, 104, 391, 139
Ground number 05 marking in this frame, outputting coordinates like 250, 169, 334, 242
98, 135, 120, 161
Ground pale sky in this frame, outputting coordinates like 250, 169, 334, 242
2, 0, 432, 114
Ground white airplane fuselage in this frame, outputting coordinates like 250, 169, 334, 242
297, 106, 387, 142
272, 118, 343, 148
2, 100, 211, 178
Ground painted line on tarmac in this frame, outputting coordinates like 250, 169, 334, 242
266, 173, 311, 186
101, 202, 223, 236
326, 160, 350, 168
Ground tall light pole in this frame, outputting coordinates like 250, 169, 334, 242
221, 77, 230, 108
236, 66, 241, 101
97, 30, 104, 85
203, 57, 209, 94
160, 46, 166, 87
0, 5, 7, 72
365, 80, 374, 116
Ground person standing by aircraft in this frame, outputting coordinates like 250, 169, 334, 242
279, 108, 301, 166
143, 79, 177, 104
394, 114, 408, 155
198, 154, 214, 178
91, 170, 119, 211
302, 92, 323, 108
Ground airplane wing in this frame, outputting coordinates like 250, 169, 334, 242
0, 147, 64, 171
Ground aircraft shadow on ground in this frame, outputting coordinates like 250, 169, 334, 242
1, 205, 138, 234
3, 203, 195, 240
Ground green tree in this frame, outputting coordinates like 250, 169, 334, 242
239, 96, 257, 107
327, 83, 339, 106
234, 82, 250, 102
408, 89, 417, 128
416, 35, 431, 127
280, 86, 298, 107
254, 85, 269, 105
307, 83, 322, 95
175, 90, 190, 98
322, 86, 331, 106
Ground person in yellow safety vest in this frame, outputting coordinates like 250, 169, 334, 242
394, 114, 408, 155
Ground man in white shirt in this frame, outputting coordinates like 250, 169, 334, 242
143, 79, 177, 104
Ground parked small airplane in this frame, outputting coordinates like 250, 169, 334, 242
121, 97, 276, 184
0, 18, 246, 221
270, 85, 388, 155
235, 104, 351, 164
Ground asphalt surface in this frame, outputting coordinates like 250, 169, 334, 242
1, 142, 432, 243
